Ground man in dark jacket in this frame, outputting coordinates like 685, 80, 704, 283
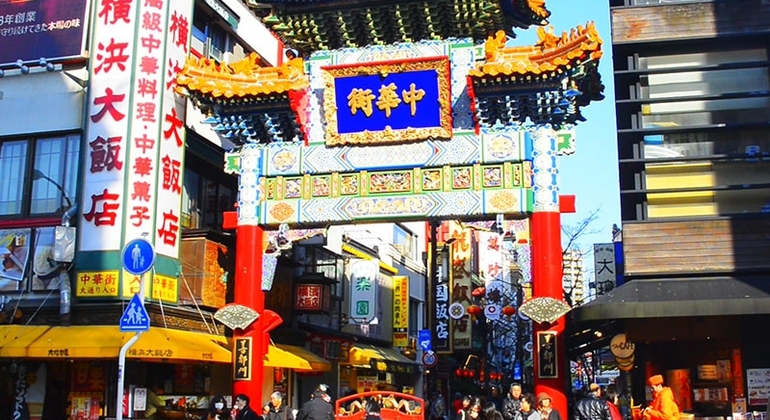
502, 383, 523, 420
296, 389, 334, 420
265, 392, 294, 420
574, 384, 611, 420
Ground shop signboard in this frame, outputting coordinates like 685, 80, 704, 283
348, 259, 378, 324
747, 368, 770, 406
0, 0, 89, 67
594, 243, 616, 295
393, 275, 409, 347
234, 337, 252, 381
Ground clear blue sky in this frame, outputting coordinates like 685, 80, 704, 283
515, 1, 620, 273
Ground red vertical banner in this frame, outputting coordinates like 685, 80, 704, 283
732, 348, 744, 398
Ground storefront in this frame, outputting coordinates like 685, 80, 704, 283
568, 277, 770, 420
340, 343, 420, 396
0, 325, 329, 420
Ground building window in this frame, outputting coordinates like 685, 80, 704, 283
0, 134, 79, 218
393, 224, 414, 259
181, 156, 236, 230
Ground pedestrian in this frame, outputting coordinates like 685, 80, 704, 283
264, 392, 294, 420
604, 389, 622, 420
574, 384, 611, 420
456, 396, 473, 420
503, 383, 523, 420
642, 375, 680, 420
296, 388, 334, 420
430, 392, 447, 420
484, 400, 505, 420
454, 393, 465, 414
468, 399, 484, 420
208, 396, 230, 420
515, 393, 541, 420
235, 394, 261, 420
490, 386, 503, 411
537, 392, 562, 420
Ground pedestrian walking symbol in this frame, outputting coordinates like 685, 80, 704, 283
122, 238, 155, 276
120, 294, 150, 332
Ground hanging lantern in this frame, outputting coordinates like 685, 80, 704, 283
466, 304, 482, 319
501, 305, 516, 318
455, 368, 463, 377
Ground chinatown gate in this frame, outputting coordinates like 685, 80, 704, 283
175, 0, 604, 414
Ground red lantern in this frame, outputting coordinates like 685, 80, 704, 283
466, 305, 482, 318
501, 305, 516, 318
471, 287, 486, 297
455, 368, 463, 377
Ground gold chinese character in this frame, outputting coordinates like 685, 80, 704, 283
348, 88, 375, 117
376, 83, 401, 117
401, 83, 425, 116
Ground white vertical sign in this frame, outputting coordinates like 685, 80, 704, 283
593, 243, 616, 295
154, 0, 193, 258
79, 1, 138, 251
349, 259, 378, 323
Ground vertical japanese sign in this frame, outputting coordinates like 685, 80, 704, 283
348, 259, 378, 324
79, 0, 137, 251
537, 331, 558, 379
122, 0, 169, 237
233, 337, 252, 381
448, 223, 473, 350
593, 243, 616, 295
155, 0, 192, 259
392, 276, 409, 347
433, 244, 451, 353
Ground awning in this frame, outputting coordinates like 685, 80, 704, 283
24, 326, 231, 363
275, 344, 332, 372
0, 325, 50, 358
264, 345, 312, 370
571, 277, 770, 323
347, 344, 417, 373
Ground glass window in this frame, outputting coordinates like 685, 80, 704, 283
180, 162, 236, 231
393, 224, 414, 258
0, 140, 27, 216
643, 128, 770, 159
0, 134, 79, 217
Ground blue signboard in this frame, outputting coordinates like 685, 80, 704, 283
120, 293, 150, 332
418, 329, 432, 351
334, 69, 442, 133
121, 238, 155, 276
0, 0, 89, 67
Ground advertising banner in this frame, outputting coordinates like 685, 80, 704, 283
0, 0, 89, 66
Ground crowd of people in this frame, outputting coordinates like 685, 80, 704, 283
205, 373, 681, 420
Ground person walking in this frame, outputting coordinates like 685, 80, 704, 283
604, 389, 623, 420
643, 375, 680, 420
264, 392, 294, 420
296, 388, 334, 420
207, 396, 230, 420
537, 392, 563, 420
503, 383, 523, 420
430, 392, 447, 420
515, 393, 542, 420
574, 384, 611, 420
456, 396, 473, 420
235, 394, 261, 420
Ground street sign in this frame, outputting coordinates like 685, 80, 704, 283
122, 238, 155, 275
418, 329, 432, 351
422, 350, 437, 368
120, 293, 150, 332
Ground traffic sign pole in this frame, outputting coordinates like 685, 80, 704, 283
117, 237, 154, 420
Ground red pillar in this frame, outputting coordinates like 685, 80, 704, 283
531, 210, 567, 417
231, 222, 266, 403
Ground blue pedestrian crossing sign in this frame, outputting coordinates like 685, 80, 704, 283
122, 238, 155, 276
120, 293, 150, 332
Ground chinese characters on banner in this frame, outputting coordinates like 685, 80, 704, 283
155, 0, 192, 259
80, 0, 137, 251
448, 223, 473, 350
348, 259, 378, 324
234, 337, 252, 381
593, 243, 616, 295
392, 276, 409, 347
433, 246, 451, 353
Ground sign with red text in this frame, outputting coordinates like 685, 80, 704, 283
392, 276, 409, 347
448, 222, 473, 350
154, 0, 192, 259
79, 0, 137, 251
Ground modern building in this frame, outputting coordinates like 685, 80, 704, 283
570, 0, 770, 415
562, 249, 585, 305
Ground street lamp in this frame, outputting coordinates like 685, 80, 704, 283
32, 169, 73, 209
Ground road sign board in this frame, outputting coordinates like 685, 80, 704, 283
120, 293, 150, 332
122, 238, 155, 276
